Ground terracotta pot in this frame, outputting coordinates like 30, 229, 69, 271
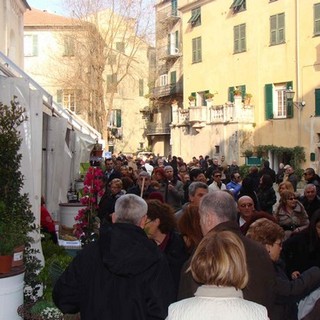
0, 255, 13, 274
12, 244, 25, 267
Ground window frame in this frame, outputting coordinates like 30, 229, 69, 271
314, 3, 320, 36
107, 74, 118, 93
192, 36, 202, 63
188, 7, 201, 27
116, 42, 125, 53
63, 36, 75, 57
24, 34, 38, 57
230, 0, 246, 13
265, 82, 293, 120
270, 13, 285, 45
234, 23, 246, 53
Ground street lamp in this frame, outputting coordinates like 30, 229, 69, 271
285, 87, 306, 109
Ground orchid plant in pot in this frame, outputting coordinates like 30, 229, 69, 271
74, 166, 104, 246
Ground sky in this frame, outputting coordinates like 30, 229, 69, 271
27, 0, 68, 16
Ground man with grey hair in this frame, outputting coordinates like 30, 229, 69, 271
175, 182, 208, 221
178, 191, 276, 319
53, 194, 175, 319
299, 183, 320, 219
164, 165, 184, 211
127, 170, 156, 199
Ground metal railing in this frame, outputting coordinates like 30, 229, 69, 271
146, 122, 171, 135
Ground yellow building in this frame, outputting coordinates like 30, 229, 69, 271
166, 0, 320, 169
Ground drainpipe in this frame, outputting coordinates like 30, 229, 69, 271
295, 0, 302, 146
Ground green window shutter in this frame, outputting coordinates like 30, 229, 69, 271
270, 15, 277, 45
204, 90, 209, 106
171, 0, 177, 16
191, 92, 196, 105
168, 34, 170, 54
197, 37, 202, 62
57, 90, 62, 104
175, 30, 179, 50
33, 35, 38, 56
278, 13, 285, 43
240, 85, 246, 98
314, 4, 320, 34
234, 25, 239, 53
240, 24, 246, 51
315, 89, 320, 116
170, 71, 176, 94
286, 81, 293, 118
192, 38, 196, 62
116, 110, 122, 127
265, 84, 273, 119
228, 87, 234, 102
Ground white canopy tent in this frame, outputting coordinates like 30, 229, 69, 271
0, 51, 102, 238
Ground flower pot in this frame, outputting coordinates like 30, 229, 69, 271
12, 245, 25, 268
0, 255, 13, 274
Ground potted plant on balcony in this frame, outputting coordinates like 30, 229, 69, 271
204, 92, 214, 100
244, 149, 254, 158
244, 93, 252, 105
233, 87, 242, 97
188, 95, 195, 107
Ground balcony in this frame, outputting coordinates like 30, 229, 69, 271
158, 5, 180, 25
153, 82, 182, 98
172, 104, 255, 127
146, 123, 171, 135
157, 44, 182, 61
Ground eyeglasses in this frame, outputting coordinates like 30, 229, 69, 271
303, 172, 310, 176
239, 203, 253, 208
145, 219, 154, 226
214, 175, 222, 178
288, 197, 297, 201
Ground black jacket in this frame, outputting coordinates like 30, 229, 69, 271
273, 261, 320, 320
53, 223, 175, 320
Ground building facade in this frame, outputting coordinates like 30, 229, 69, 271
0, 0, 30, 67
164, 0, 320, 169
24, 8, 151, 154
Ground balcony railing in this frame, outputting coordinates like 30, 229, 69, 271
158, 5, 180, 24
146, 123, 171, 135
153, 82, 182, 98
157, 44, 182, 60
172, 104, 255, 126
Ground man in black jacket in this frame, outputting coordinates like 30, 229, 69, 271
53, 194, 175, 320
178, 191, 277, 319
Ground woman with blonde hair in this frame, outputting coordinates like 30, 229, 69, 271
166, 230, 268, 320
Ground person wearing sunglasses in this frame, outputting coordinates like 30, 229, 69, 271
274, 190, 309, 240
208, 169, 226, 192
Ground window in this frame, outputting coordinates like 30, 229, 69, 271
188, 7, 201, 27
230, 0, 246, 13
108, 109, 122, 128
139, 79, 144, 96
265, 82, 293, 119
57, 89, 82, 113
171, 0, 178, 16
167, 31, 179, 55
228, 85, 246, 102
192, 37, 202, 63
170, 71, 176, 94
234, 24, 246, 53
116, 42, 125, 53
63, 36, 75, 57
107, 74, 118, 93
24, 35, 38, 57
314, 3, 320, 35
108, 54, 116, 65
315, 88, 320, 116
270, 13, 285, 45
160, 74, 168, 86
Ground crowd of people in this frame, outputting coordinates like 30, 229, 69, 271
52, 154, 320, 320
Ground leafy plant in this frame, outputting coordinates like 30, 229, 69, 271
233, 87, 242, 96
243, 149, 253, 157
0, 97, 41, 301
188, 95, 195, 101
204, 92, 214, 99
